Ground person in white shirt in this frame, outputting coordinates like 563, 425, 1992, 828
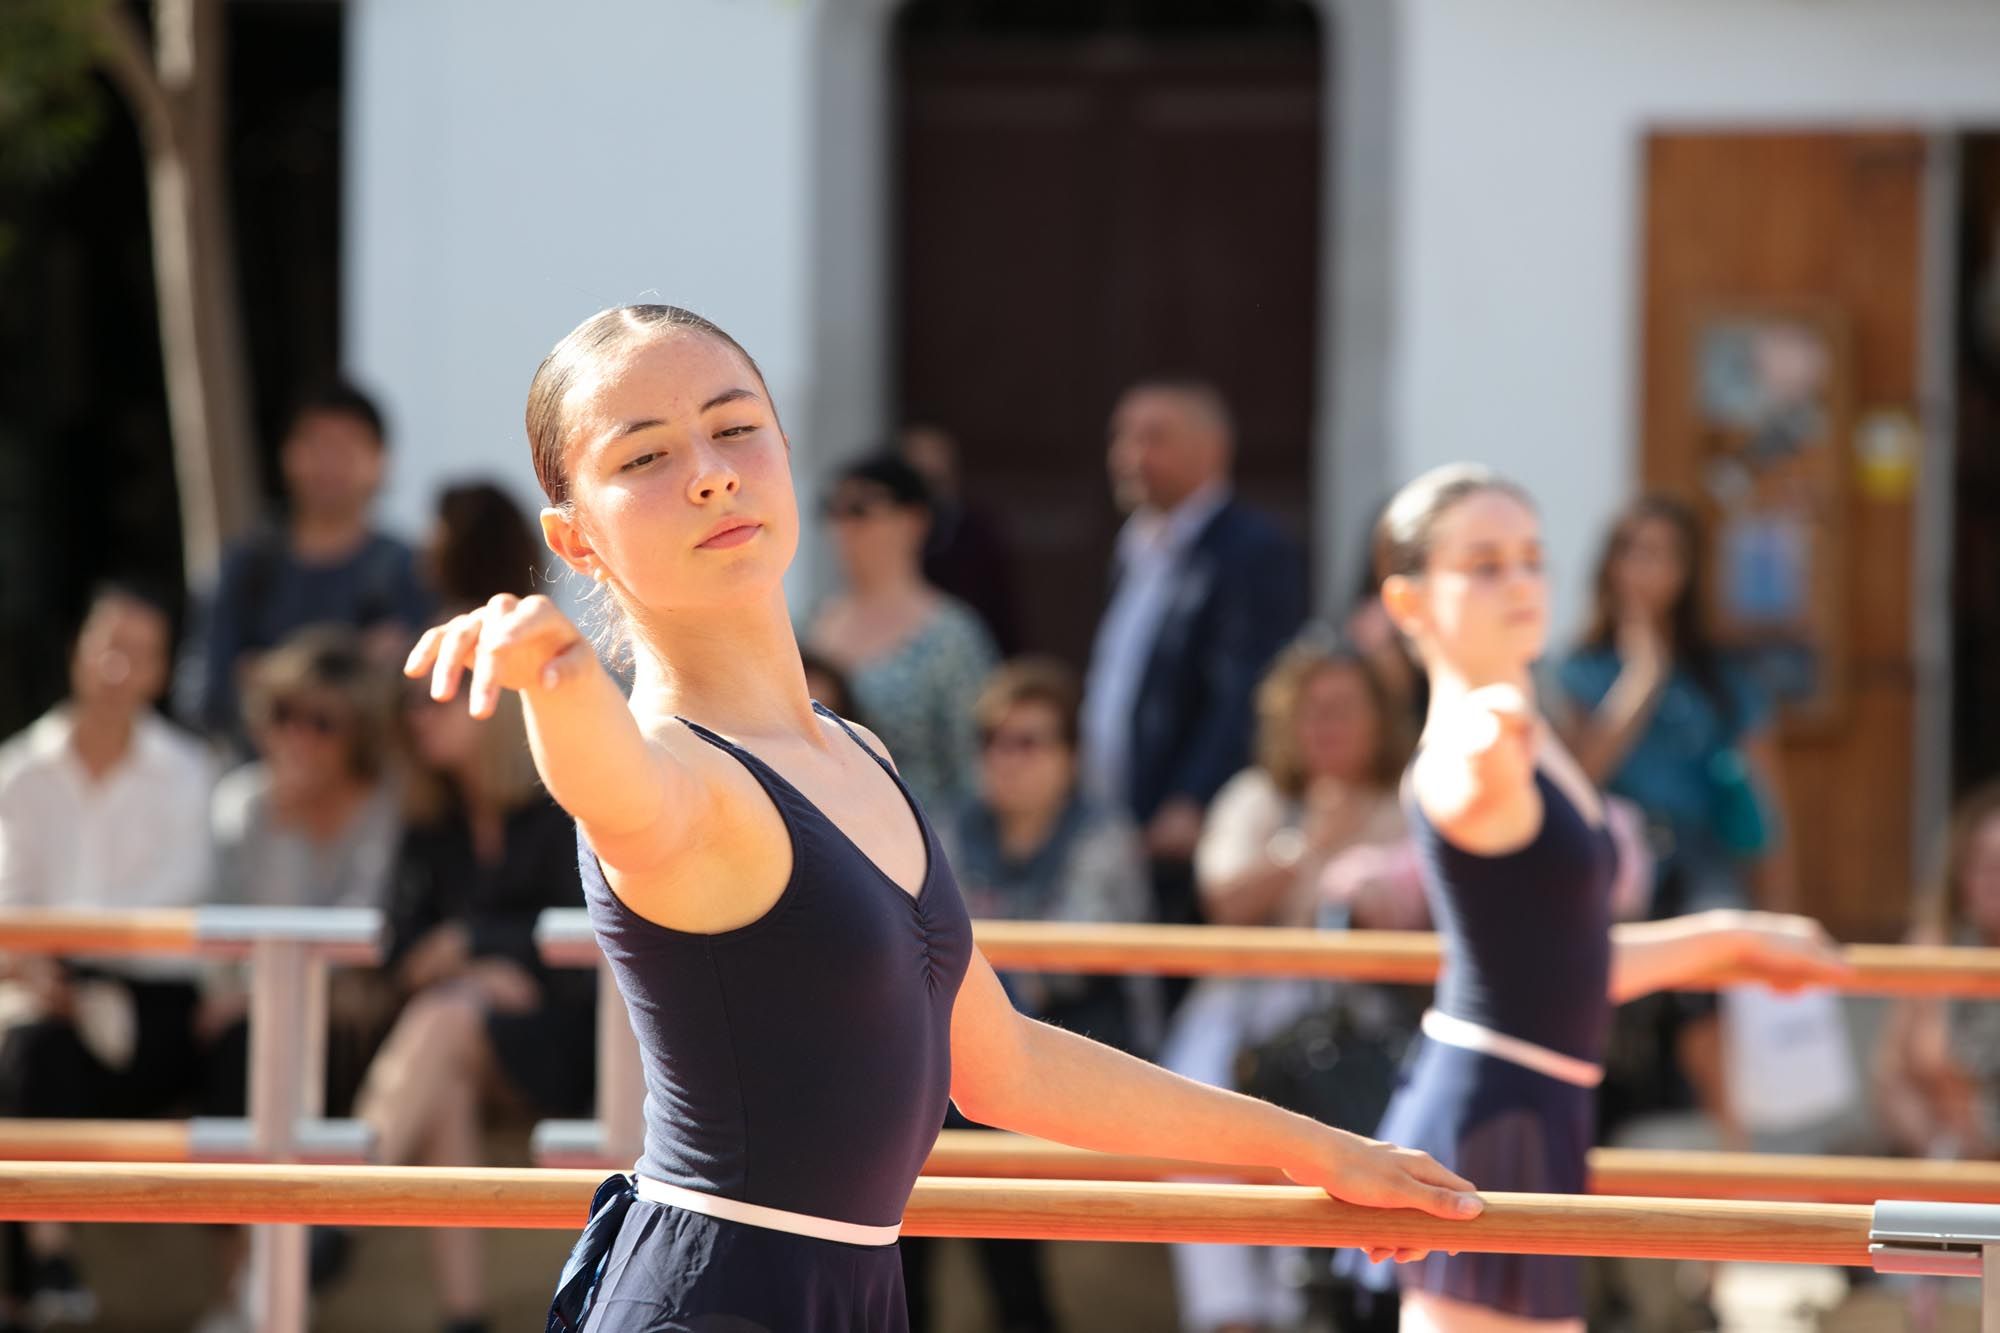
0, 582, 215, 1325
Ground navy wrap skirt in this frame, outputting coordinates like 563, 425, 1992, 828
1337, 1038, 1597, 1321
549, 1176, 908, 1333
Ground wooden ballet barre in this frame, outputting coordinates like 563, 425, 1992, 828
0, 905, 384, 964
0, 904, 386, 1332
0, 1161, 1876, 1265
0, 907, 198, 956
0, 1118, 373, 1164
536, 911, 2000, 996
970, 923, 2000, 998
918, 1132, 2000, 1206
8, 1121, 1984, 1211
1589, 1148, 2000, 1206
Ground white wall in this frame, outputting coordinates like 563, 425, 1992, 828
347, 0, 2000, 637
344, 0, 819, 576
1392, 0, 2000, 635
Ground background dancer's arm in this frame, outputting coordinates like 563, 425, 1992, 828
405, 594, 695, 862
1609, 910, 1848, 1002
948, 951, 1481, 1249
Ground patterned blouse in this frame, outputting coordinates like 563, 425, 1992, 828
838, 598, 997, 819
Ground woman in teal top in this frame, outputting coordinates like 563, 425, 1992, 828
1553, 494, 1796, 1176
1554, 495, 1791, 919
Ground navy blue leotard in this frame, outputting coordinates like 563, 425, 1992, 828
1344, 767, 1616, 1321
554, 703, 974, 1332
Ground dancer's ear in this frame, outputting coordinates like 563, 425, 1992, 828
542, 507, 600, 580
1380, 572, 1426, 642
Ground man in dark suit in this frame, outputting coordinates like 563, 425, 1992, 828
1081, 379, 1306, 931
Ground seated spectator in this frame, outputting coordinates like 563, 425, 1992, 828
203, 626, 402, 1120
948, 656, 1156, 1049
348, 668, 593, 1333
179, 382, 432, 752
805, 454, 997, 817
210, 627, 402, 913
1877, 782, 2000, 1161
0, 581, 214, 1327
909, 658, 1151, 1333
1160, 637, 1411, 1333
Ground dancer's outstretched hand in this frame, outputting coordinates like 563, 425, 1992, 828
1720, 910, 1851, 993
404, 594, 595, 719
1284, 1129, 1482, 1265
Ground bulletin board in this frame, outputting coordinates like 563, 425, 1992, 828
1688, 304, 1850, 730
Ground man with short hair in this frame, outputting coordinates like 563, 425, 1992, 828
180, 382, 433, 747
0, 582, 215, 1325
1081, 379, 1306, 932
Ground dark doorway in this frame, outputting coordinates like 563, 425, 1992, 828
894, 0, 1324, 666
1952, 132, 2000, 796
0, 2, 345, 737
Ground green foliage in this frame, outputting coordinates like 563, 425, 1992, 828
0, 0, 114, 178
0, 0, 114, 271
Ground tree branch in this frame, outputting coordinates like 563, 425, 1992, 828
94, 2, 172, 153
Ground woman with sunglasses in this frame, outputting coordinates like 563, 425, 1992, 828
196, 625, 405, 1326
1164, 635, 1417, 1333
211, 624, 402, 915
903, 656, 1156, 1332
408, 305, 1483, 1333
804, 454, 997, 818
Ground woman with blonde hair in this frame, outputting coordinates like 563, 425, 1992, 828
1163, 635, 1418, 1333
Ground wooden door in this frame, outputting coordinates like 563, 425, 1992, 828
896, 35, 1322, 665
1640, 131, 1927, 942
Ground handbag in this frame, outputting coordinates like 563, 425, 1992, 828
1234, 985, 1412, 1137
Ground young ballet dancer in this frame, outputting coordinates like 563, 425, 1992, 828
1339, 464, 1848, 1332
403, 304, 1482, 1332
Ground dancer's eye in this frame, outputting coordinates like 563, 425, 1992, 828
621, 452, 660, 473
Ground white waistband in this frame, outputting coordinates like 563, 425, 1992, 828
1421, 1009, 1604, 1088
633, 1175, 902, 1246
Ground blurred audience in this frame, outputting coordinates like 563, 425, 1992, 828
901, 423, 1022, 654
1553, 495, 1796, 1150
911, 658, 1154, 1333
1876, 782, 2000, 1161
424, 481, 546, 608
1082, 379, 1305, 946
179, 382, 432, 752
950, 657, 1156, 1049
801, 650, 861, 723
806, 454, 997, 817
347, 667, 593, 1333
1555, 495, 1806, 1333
0, 582, 214, 1327
203, 626, 403, 1123
1555, 494, 1793, 916
1159, 637, 1413, 1333
209, 626, 402, 914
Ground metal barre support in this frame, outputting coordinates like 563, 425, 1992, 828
1870, 1201, 2000, 1331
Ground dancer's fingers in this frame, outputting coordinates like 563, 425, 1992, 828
430, 615, 483, 701
404, 624, 446, 678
